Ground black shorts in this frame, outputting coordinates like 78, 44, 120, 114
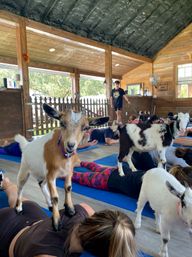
114, 106, 122, 111
0, 201, 48, 257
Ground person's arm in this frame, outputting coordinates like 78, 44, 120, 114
105, 137, 119, 145
79, 202, 95, 216
123, 94, 131, 104
174, 137, 192, 146
78, 140, 98, 149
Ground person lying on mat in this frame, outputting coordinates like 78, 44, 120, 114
82, 121, 119, 146
71, 161, 192, 200
173, 136, 192, 146
149, 145, 192, 169
0, 137, 98, 157
0, 174, 136, 257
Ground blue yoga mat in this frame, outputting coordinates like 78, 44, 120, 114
95, 154, 118, 166
77, 145, 98, 153
0, 145, 98, 162
0, 153, 154, 218
0, 190, 152, 257
56, 178, 154, 219
0, 154, 21, 163
173, 143, 192, 148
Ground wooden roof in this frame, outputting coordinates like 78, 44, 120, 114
0, 0, 191, 59
0, 20, 147, 78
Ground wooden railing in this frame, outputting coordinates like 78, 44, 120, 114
31, 96, 109, 136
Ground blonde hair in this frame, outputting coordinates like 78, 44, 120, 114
77, 209, 136, 257
169, 165, 192, 187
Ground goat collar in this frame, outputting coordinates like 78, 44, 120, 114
57, 134, 76, 158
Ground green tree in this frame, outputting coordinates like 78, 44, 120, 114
0, 67, 105, 97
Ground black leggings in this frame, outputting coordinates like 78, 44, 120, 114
0, 201, 48, 257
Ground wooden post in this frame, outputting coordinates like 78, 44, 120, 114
16, 18, 32, 139
105, 46, 113, 120
105, 46, 112, 98
70, 69, 80, 99
70, 69, 80, 111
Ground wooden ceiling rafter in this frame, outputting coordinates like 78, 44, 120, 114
138, 0, 192, 55
41, 0, 58, 22
136, 0, 179, 46
86, 0, 118, 33
80, 0, 103, 25
0, 10, 152, 80
21, 0, 30, 17
0, 1, 191, 58
111, 0, 150, 44
0, 10, 152, 63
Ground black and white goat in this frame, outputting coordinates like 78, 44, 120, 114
135, 167, 192, 257
15, 103, 109, 230
117, 112, 189, 175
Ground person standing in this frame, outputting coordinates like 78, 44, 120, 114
110, 80, 130, 123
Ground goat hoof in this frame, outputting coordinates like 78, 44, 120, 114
48, 206, 53, 212
134, 219, 141, 229
52, 217, 61, 231
64, 204, 75, 217
15, 208, 23, 215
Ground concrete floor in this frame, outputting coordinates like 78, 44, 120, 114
0, 143, 191, 257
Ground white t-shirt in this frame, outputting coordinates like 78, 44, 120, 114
150, 146, 189, 167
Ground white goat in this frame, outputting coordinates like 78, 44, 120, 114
15, 103, 108, 230
135, 168, 192, 257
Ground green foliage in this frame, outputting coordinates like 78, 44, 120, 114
29, 71, 72, 97
0, 67, 105, 97
0, 68, 17, 88
80, 77, 105, 96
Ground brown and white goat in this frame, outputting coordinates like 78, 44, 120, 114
15, 103, 109, 230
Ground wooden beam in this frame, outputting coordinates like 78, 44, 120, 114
0, 10, 19, 23
0, 10, 152, 64
112, 46, 152, 63
70, 69, 80, 100
79, 69, 121, 80
16, 18, 32, 139
105, 46, 112, 99
0, 55, 122, 80
30, 61, 74, 73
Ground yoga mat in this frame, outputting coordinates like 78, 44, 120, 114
77, 145, 98, 153
172, 143, 192, 148
0, 190, 153, 257
95, 154, 117, 167
56, 178, 154, 219
0, 154, 154, 218
0, 154, 21, 163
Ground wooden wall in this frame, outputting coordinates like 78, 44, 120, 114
121, 63, 153, 94
121, 23, 192, 117
120, 96, 152, 123
0, 89, 24, 144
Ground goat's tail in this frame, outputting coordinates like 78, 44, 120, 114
14, 134, 28, 152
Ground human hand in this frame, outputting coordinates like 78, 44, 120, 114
89, 140, 98, 146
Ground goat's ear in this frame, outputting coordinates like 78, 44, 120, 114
43, 103, 61, 120
89, 116, 109, 126
166, 181, 183, 199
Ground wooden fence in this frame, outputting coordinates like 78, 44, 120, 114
31, 96, 109, 136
